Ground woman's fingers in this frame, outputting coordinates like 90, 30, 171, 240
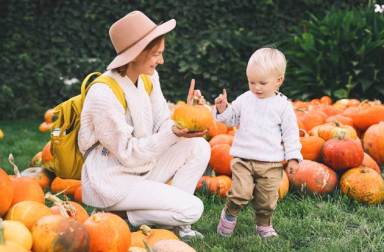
223, 88, 227, 99
187, 79, 196, 105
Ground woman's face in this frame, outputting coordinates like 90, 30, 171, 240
133, 38, 165, 75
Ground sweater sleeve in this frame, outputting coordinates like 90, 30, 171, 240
281, 101, 303, 161
214, 96, 241, 127
82, 84, 179, 168
150, 71, 174, 133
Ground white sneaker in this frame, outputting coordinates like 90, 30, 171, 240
175, 225, 204, 241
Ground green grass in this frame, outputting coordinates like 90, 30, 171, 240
1, 120, 384, 251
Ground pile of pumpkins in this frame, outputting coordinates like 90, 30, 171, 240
188, 97, 384, 204
0, 155, 196, 252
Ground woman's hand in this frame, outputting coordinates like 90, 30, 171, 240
214, 89, 228, 114
172, 125, 208, 138
187, 79, 206, 105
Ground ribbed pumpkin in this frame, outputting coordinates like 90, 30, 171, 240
278, 170, 289, 200
299, 130, 325, 161
171, 102, 214, 131
131, 225, 178, 248
0, 169, 13, 217
363, 121, 384, 165
322, 138, 364, 171
2, 220, 32, 250
362, 153, 381, 174
287, 160, 337, 194
340, 167, 384, 204
83, 212, 131, 252
6, 201, 51, 230
208, 175, 232, 197
32, 215, 89, 252
209, 144, 233, 176
209, 134, 233, 147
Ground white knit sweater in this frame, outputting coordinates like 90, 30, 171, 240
78, 70, 179, 207
215, 91, 302, 162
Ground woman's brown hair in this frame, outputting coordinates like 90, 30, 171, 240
115, 35, 165, 76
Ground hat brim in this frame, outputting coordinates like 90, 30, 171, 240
107, 19, 176, 70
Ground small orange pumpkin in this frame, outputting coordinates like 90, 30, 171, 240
208, 175, 232, 197
299, 130, 325, 161
209, 144, 233, 176
171, 102, 214, 132
0, 168, 13, 217
84, 212, 131, 252
130, 225, 178, 248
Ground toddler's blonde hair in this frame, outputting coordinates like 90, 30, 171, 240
247, 47, 287, 78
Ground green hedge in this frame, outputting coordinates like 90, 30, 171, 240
0, 0, 367, 119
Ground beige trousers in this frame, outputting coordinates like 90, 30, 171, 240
225, 158, 283, 226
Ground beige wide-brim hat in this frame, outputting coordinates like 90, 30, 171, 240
107, 11, 176, 70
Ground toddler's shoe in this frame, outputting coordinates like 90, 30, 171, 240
174, 225, 204, 241
217, 209, 237, 237
256, 225, 278, 238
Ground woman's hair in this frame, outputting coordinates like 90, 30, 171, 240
115, 35, 165, 76
246, 48, 287, 78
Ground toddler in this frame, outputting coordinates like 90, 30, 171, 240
214, 47, 302, 238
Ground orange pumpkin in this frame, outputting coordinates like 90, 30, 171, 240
0, 169, 13, 217
32, 215, 89, 252
363, 121, 384, 165
172, 102, 214, 131
362, 153, 381, 174
301, 110, 327, 131
5, 201, 51, 230
287, 160, 337, 194
50, 177, 81, 195
46, 193, 89, 224
130, 225, 178, 248
196, 176, 213, 191
208, 175, 232, 197
84, 212, 131, 252
20, 167, 52, 190
209, 134, 233, 147
340, 167, 384, 204
278, 170, 289, 200
300, 130, 325, 161
320, 96, 332, 105
74, 186, 83, 203
322, 138, 364, 171
325, 114, 353, 126
207, 121, 228, 138
209, 144, 233, 176
343, 104, 384, 131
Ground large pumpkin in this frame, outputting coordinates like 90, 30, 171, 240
343, 104, 384, 131
171, 102, 214, 131
340, 167, 384, 204
209, 144, 233, 176
322, 138, 364, 171
0, 169, 13, 217
6, 201, 52, 230
363, 121, 384, 165
278, 170, 289, 200
131, 225, 178, 248
83, 212, 131, 252
287, 160, 337, 194
32, 215, 89, 252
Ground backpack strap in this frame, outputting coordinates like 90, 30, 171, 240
140, 74, 153, 95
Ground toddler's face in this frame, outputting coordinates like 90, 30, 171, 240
246, 65, 283, 99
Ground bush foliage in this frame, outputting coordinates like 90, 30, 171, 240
0, 0, 371, 119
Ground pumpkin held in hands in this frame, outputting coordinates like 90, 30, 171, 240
171, 102, 214, 132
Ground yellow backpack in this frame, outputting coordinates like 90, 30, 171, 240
48, 72, 153, 179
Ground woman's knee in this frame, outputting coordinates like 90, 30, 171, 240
175, 196, 204, 224
189, 137, 211, 161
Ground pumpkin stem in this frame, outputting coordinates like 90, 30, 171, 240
45, 192, 76, 218
140, 225, 152, 236
0, 218, 4, 245
8, 153, 21, 177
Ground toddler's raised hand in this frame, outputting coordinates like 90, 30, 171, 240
214, 89, 228, 114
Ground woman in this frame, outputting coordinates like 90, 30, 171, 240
78, 11, 210, 240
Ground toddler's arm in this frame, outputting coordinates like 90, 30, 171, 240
281, 101, 303, 161
213, 89, 241, 127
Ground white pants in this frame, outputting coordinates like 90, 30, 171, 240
106, 137, 210, 227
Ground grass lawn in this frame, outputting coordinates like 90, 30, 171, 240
1, 120, 384, 251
